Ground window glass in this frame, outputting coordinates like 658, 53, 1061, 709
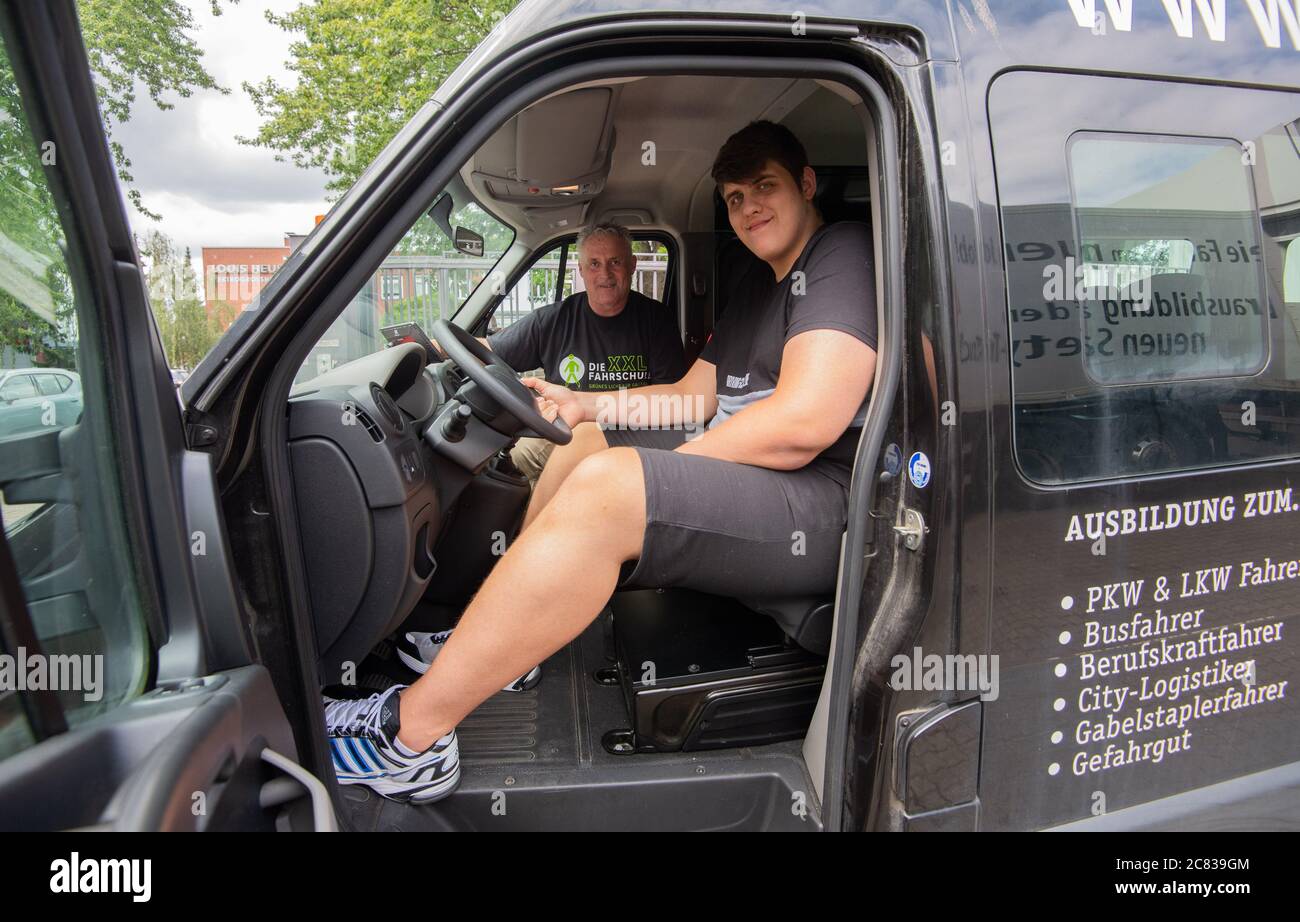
1285, 237, 1300, 303
489, 238, 670, 336
298, 199, 513, 383
0, 39, 149, 759
633, 240, 671, 301
34, 373, 65, 396
1, 375, 37, 400
990, 71, 1300, 483
1068, 134, 1267, 385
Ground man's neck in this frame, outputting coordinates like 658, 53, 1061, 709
768, 214, 824, 282
586, 293, 628, 318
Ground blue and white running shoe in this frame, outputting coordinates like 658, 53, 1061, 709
324, 684, 460, 804
396, 629, 542, 692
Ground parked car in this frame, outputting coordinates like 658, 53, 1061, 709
0, 368, 81, 438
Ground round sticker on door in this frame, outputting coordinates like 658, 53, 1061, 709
908, 451, 931, 489
882, 442, 903, 478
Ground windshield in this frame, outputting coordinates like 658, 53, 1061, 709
296, 196, 513, 385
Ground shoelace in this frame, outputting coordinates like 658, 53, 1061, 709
324, 691, 390, 739
413, 631, 453, 656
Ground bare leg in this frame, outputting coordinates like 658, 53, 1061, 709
397, 446, 645, 750
521, 421, 609, 531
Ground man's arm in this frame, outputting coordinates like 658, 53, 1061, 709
484, 307, 545, 372
524, 355, 717, 429
675, 329, 876, 470
426, 331, 496, 358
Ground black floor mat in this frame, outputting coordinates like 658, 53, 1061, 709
336, 609, 820, 831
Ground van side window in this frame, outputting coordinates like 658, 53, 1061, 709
1068, 134, 1266, 385
989, 72, 1300, 484
488, 238, 671, 335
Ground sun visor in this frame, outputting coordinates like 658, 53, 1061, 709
517, 87, 613, 182
473, 87, 615, 205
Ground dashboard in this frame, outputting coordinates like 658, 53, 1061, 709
286, 343, 446, 679
286, 340, 535, 679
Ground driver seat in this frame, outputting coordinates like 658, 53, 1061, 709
739, 594, 834, 655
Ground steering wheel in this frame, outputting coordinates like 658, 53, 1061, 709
431, 319, 572, 445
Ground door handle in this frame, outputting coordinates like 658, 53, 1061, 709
261, 748, 338, 832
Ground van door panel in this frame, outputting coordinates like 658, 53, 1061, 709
983, 71, 1300, 830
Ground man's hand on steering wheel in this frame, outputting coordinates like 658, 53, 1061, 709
430, 319, 573, 445
522, 377, 587, 430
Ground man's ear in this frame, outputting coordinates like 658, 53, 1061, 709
800, 165, 818, 202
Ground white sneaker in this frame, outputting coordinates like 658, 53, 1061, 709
323, 685, 460, 804
396, 629, 542, 692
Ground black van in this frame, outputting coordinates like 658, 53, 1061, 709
0, 0, 1297, 832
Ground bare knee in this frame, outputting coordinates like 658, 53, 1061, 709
543, 447, 646, 556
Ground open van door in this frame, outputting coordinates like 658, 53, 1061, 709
0, 0, 328, 831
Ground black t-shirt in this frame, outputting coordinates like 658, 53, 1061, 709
700, 221, 878, 484
488, 289, 687, 391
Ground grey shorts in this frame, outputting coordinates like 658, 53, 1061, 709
600, 427, 849, 598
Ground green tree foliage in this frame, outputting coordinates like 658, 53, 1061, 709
206, 298, 239, 335
140, 231, 220, 369
3, 2, 231, 370
0, 49, 77, 370
76, 0, 230, 218
240, 0, 517, 196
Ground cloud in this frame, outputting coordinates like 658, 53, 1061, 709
109, 1, 330, 273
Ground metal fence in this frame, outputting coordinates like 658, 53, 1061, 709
297, 254, 670, 383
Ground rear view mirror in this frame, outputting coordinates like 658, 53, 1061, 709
453, 226, 484, 257
426, 193, 455, 239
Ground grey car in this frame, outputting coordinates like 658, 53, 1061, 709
0, 368, 81, 438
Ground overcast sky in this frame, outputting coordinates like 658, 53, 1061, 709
110, 0, 330, 276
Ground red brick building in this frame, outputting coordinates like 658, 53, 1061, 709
202, 232, 313, 330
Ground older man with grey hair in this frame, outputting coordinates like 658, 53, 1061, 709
486, 222, 687, 483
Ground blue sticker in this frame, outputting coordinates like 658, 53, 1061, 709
908, 451, 931, 489
883, 442, 903, 477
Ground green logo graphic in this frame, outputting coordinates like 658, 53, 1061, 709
562, 353, 585, 384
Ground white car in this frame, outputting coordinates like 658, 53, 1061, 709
0, 368, 82, 438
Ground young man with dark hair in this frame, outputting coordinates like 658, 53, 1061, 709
323, 120, 878, 803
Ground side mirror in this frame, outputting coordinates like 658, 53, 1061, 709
453, 226, 485, 257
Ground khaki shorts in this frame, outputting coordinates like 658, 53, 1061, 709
510, 436, 555, 487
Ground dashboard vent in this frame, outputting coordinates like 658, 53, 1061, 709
371, 384, 405, 433
349, 404, 383, 442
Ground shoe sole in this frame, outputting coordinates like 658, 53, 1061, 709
397, 643, 541, 693
338, 762, 462, 805
396, 644, 432, 675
